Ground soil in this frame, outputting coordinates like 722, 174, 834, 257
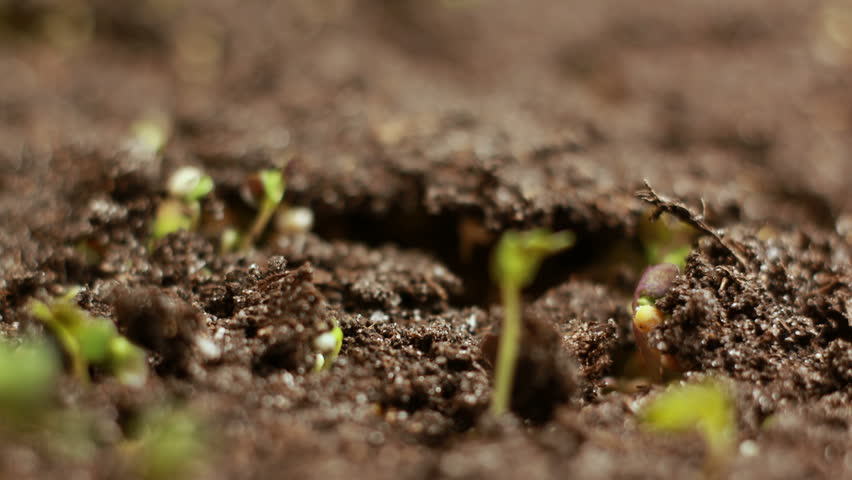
1, 0, 851, 478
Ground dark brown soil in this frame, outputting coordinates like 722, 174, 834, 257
1, 0, 851, 478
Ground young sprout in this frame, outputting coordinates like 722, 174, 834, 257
0, 338, 60, 425
312, 325, 344, 372
152, 166, 215, 241
275, 206, 314, 234
239, 169, 285, 250
29, 289, 148, 387
129, 111, 171, 156
489, 229, 576, 416
638, 212, 696, 269
127, 407, 207, 480
640, 380, 737, 475
632, 263, 680, 379
219, 227, 241, 254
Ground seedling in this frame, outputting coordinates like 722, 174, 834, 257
127, 407, 207, 480
151, 166, 215, 241
239, 169, 285, 250
632, 263, 680, 379
275, 206, 314, 234
29, 289, 148, 387
638, 212, 696, 269
312, 325, 344, 372
489, 229, 576, 416
130, 112, 171, 156
640, 380, 737, 476
0, 338, 59, 426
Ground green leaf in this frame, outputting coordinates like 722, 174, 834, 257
130, 407, 206, 480
152, 200, 192, 240
108, 337, 148, 388
640, 380, 736, 458
186, 175, 214, 202
0, 339, 59, 419
491, 229, 575, 288
259, 169, 285, 206
77, 322, 117, 364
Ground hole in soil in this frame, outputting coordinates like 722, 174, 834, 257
310, 206, 629, 308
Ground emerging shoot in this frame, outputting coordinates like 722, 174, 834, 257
0, 338, 59, 425
312, 325, 344, 372
489, 229, 575, 416
638, 212, 696, 269
632, 263, 680, 379
29, 289, 148, 387
239, 169, 285, 250
640, 380, 737, 475
152, 166, 215, 241
128, 407, 207, 480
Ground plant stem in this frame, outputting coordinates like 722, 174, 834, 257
490, 282, 521, 416
240, 202, 275, 251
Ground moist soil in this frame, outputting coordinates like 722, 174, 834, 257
1, 1, 852, 479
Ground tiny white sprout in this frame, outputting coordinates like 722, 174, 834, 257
313, 331, 338, 353
276, 206, 314, 234
739, 440, 759, 457
130, 113, 170, 155
195, 336, 220, 360
168, 166, 206, 198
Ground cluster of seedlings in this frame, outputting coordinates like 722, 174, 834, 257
483, 198, 743, 477
0, 298, 205, 480
7, 146, 754, 479
151, 165, 313, 254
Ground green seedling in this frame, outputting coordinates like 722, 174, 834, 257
151, 166, 215, 241
632, 263, 681, 380
130, 112, 171, 156
312, 325, 344, 372
0, 338, 59, 426
638, 212, 696, 269
489, 229, 576, 416
641, 380, 737, 476
29, 289, 148, 387
127, 407, 207, 480
239, 169, 285, 250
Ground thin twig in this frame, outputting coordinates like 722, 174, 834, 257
636, 180, 751, 270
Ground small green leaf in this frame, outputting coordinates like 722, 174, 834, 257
640, 380, 736, 458
259, 169, 285, 206
152, 199, 192, 240
186, 175, 214, 203
0, 339, 59, 419
108, 337, 148, 388
491, 229, 575, 288
130, 407, 207, 480
77, 322, 117, 364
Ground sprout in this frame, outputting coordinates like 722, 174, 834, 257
219, 227, 241, 253
275, 206, 314, 234
640, 380, 737, 473
152, 167, 215, 241
167, 166, 214, 202
632, 264, 681, 380
29, 290, 148, 386
239, 169, 285, 250
638, 212, 696, 269
0, 338, 59, 424
489, 229, 575, 416
129, 111, 171, 156
127, 407, 207, 480
313, 326, 344, 372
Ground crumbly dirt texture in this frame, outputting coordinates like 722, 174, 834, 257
1, 0, 852, 479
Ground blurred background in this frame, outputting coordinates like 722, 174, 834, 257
1, 0, 851, 224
